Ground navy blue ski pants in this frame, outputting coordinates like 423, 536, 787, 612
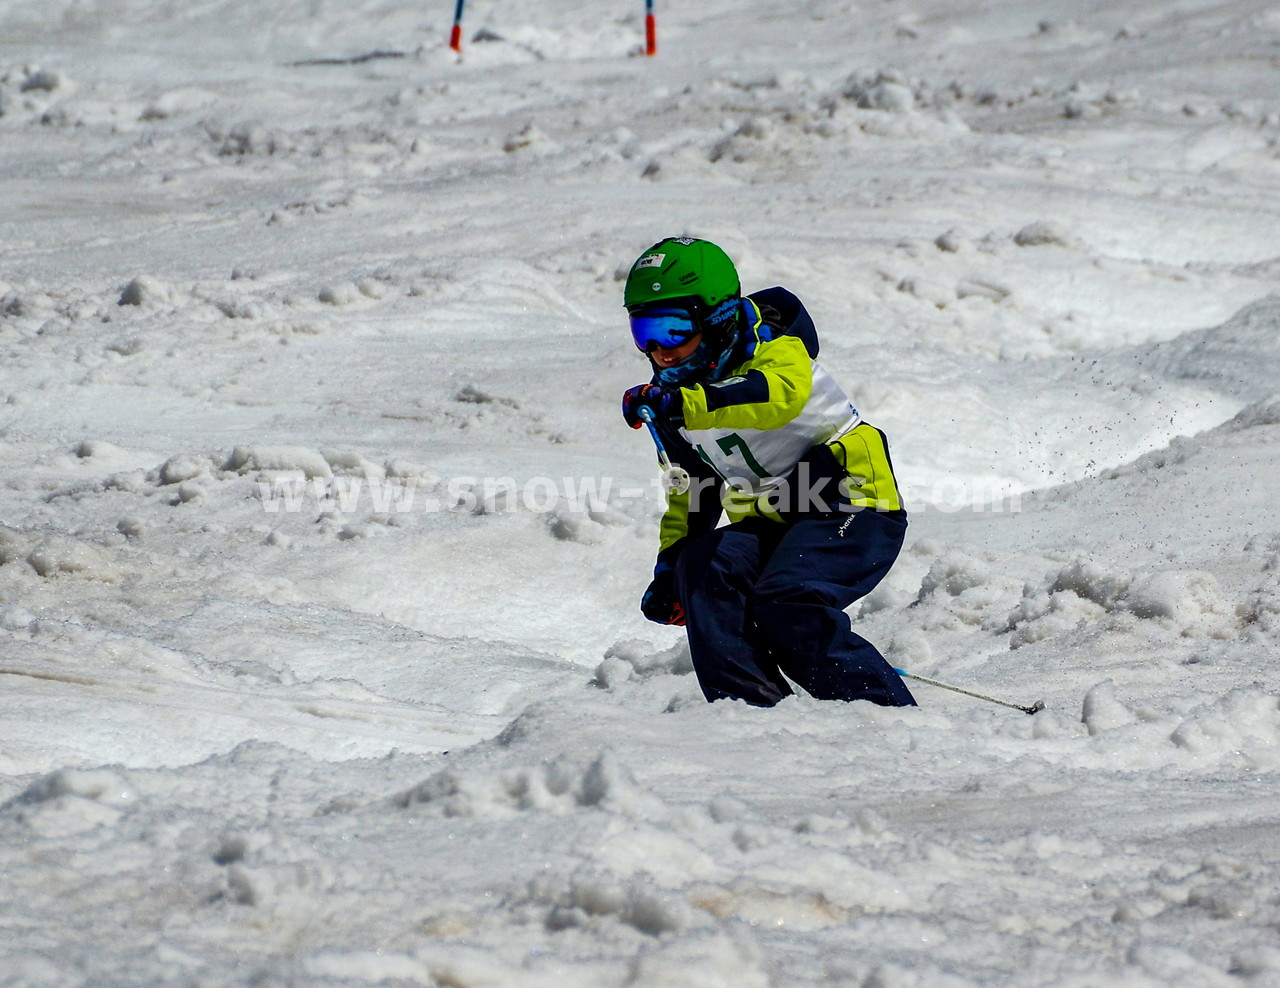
672, 510, 916, 708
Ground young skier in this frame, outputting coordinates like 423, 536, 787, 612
621, 237, 916, 708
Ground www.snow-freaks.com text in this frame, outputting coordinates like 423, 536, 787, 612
256, 475, 1023, 515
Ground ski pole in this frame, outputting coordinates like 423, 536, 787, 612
637, 406, 691, 494
894, 668, 1045, 715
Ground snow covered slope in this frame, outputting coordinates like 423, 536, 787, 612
2, 0, 1279, 984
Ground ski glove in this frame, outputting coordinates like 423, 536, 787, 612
622, 383, 683, 430
640, 563, 685, 626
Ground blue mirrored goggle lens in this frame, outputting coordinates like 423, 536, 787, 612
629, 308, 698, 352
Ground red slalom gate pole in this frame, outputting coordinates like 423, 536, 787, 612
645, 0, 657, 55
449, 0, 466, 52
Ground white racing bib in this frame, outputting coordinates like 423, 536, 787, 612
680, 362, 860, 496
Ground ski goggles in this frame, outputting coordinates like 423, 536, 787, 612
628, 306, 701, 353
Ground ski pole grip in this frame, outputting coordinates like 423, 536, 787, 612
638, 406, 664, 452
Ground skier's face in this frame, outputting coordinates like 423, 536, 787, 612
650, 332, 702, 368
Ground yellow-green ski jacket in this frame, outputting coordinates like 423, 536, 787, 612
654, 287, 904, 556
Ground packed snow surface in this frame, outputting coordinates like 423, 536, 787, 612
3, 0, 1280, 984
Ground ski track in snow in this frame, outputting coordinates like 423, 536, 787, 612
2, 0, 1280, 984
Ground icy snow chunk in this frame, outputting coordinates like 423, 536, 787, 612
912, 550, 1005, 628
139, 86, 216, 121
5, 768, 136, 836
1082, 680, 1135, 735
0, 289, 57, 318
0, 606, 36, 630
593, 655, 633, 687
105, 336, 145, 357
708, 117, 785, 165
384, 459, 439, 484
844, 70, 917, 112
1007, 587, 1105, 647
26, 537, 121, 580
896, 275, 953, 308
934, 229, 967, 253
214, 297, 272, 320
356, 277, 387, 300
1013, 220, 1074, 247
15, 768, 135, 806
321, 449, 384, 478
579, 750, 644, 811
394, 751, 663, 822
219, 122, 282, 156
1186, 881, 1257, 920
1242, 576, 1280, 632
0, 527, 34, 567
224, 445, 333, 479
503, 122, 556, 153
74, 439, 125, 460
734, 116, 775, 142
118, 275, 174, 306
174, 480, 205, 504
1122, 569, 1235, 636
317, 282, 363, 306
546, 500, 621, 544
1063, 99, 1102, 120
336, 522, 387, 541
955, 276, 1011, 302
396, 760, 574, 818
595, 639, 693, 686
106, 470, 148, 494
19, 68, 71, 93
918, 551, 991, 597
1008, 559, 1134, 646
3, 776, 129, 837
158, 453, 214, 485
545, 506, 604, 545
1052, 558, 1131, 607
536, 870, 701, 937
116, 516, 146, 540
1170, 689, 1280, 769
454, 383, 518, 406
886, 628, 932, 668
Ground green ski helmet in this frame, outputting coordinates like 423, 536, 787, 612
624, 237, 741, 314
624, 237, 745, 383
